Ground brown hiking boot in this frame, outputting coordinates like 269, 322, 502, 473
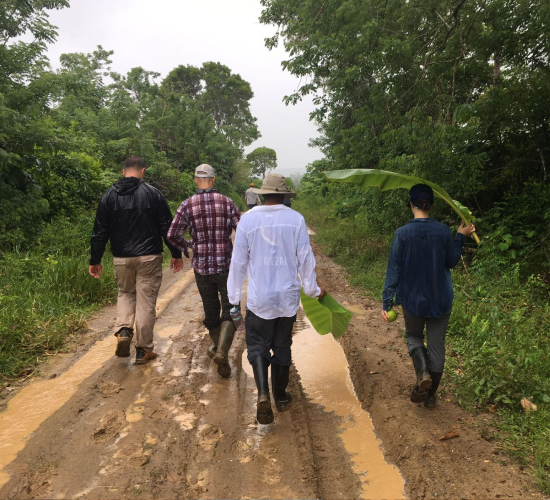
135, 347, 157, 365
115, 328, 133, 358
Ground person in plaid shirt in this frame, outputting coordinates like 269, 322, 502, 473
167, 164, 241, 377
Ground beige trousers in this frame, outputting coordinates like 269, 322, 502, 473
113, 254, 163, 352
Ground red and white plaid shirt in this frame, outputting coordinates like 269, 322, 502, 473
167, 190, 241, 275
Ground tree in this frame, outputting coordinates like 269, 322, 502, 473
246, 147, 277, 179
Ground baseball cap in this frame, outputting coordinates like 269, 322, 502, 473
194, 164, 215, 178
409, 183, 434, 201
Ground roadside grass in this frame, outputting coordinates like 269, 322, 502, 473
295, 196, 550, 493
0, 214, 118, 380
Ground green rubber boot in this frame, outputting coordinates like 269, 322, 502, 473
213, 321, 236, 378
207, 326, 221, 359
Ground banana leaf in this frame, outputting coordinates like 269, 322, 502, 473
301, 290, 353, 339
323, 169, 480, 244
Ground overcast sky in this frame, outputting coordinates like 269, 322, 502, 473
44, 0, 322, 177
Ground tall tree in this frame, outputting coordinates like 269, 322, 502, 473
247, 147, 277, 179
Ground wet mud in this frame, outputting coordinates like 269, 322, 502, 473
0, 243, 545, 499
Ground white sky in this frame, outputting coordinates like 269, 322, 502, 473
44, 0, 322, 176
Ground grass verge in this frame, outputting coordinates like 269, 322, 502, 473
0, 213, 117, 380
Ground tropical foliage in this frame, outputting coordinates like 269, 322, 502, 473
0, 1, 261, 377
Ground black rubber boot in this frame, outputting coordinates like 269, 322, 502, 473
207, 326, 221, 360
115, 327, 133, 358
409, 346, 432, 403
214, 321, 236, 378
272, 364, 292, 412
250, 356, 274, 424
424, 371, 443, 409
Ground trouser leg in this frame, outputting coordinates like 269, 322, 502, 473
195, 272, 222, 331
271, 315, 296, 411
245, 310, 275, 365
134, 254, 163, 352
113, 257, 137, 334
245, 310, 275, 423
425, 309, 451, 373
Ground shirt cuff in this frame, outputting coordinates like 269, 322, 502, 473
382, 299, 394, 311
455, 233, 466, 243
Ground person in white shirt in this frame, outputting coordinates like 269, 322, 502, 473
227, 174, 325, 424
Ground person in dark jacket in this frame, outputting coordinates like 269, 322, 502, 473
381, 184, 476, 408
89, 156, 183, 365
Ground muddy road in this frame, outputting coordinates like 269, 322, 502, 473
0, 245, 544, 499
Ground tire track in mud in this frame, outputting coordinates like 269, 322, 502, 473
0, 268, 364, 500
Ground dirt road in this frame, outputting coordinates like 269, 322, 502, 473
0, 246, 544, 499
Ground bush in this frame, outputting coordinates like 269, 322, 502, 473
0, 213, 117, 377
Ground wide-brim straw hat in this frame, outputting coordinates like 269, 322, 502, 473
251, 173, 296, 199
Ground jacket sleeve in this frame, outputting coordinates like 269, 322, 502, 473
157, 192, 182, 259
297, 219, 321, 298
445, 230, 465, 269
167, 201, 191, 258
230, 200, 241, 230
227, 224, 249, 305
90, 193, 110, 266
382, 231, 404, 311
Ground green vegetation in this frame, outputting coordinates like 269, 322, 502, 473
0, 1, 261, 378
262, 0, 550, 488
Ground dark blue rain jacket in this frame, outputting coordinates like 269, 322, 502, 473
382, 218, 465, 318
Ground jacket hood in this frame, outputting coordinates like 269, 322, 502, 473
113, 177, 144, 195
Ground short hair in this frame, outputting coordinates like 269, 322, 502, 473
124, 156, 146, 170
263, 193, 285, 203
410, 199, 434, 211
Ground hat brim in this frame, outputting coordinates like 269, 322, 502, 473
250, 187, 297, 199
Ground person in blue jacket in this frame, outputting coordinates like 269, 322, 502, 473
381, 184, 476, 408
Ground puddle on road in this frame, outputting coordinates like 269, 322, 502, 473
293, 312, 405, 500
0, 268, 196, 489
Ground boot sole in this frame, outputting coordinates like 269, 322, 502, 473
257, 400, 274, 424
217, 362, 231, 378
115, 338, 131, 358
275, 393, 292, 412
410, 377, 432, 403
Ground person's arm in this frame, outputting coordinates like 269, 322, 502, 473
89, 193, 110, 278
156, 191, 183, 270
227, 224, 249, 305
381, 231, 404, 314
445, 222, 476, 269
256, 193, 261, 205
296, 219, 322, 298
230, 200, 241, 230
167, 202, 191, 258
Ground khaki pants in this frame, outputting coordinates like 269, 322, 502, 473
113, 254, 163, 352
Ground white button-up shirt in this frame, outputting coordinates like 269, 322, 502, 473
227, 204, 321, 320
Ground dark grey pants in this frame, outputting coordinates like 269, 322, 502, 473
403, 308, 452, 372
245, 309, 296, 366
194, 270, 232, 330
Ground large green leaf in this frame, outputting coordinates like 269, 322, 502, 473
323, 169, 480, 243
301, 291, 353, 339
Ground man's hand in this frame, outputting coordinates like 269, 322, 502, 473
170, 258, 184, 273
381, 310, 389, 322
457, 221, 476, 237
318, 288, 327, 300
89, 264, 103, 279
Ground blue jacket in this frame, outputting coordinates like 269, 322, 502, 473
382, 218, 465, 318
